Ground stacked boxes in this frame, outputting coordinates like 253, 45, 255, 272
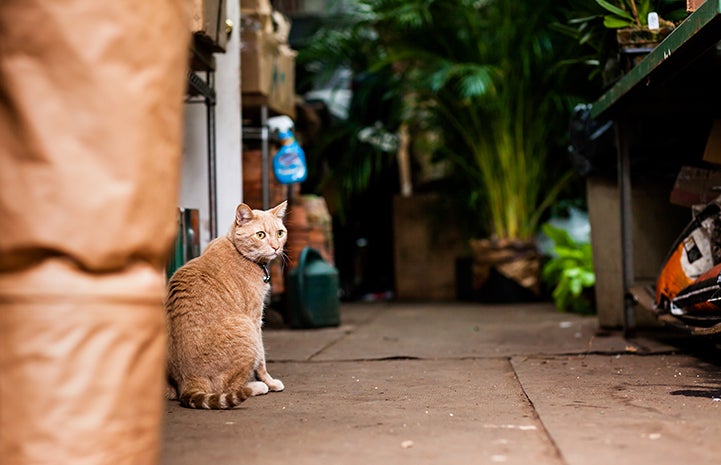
241, 0, 302, 298
240, 0, 297, 118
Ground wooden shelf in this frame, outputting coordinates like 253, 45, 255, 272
242, 94, 296, 120
189, 35, 217, 72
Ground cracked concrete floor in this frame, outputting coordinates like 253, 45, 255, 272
161, 302, 721, 465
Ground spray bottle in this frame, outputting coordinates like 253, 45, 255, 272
268, 115, 307, 184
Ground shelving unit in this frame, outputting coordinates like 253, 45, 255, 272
242, 105, 272, 209
186, 40, 219, 238
590, 0, 721, 335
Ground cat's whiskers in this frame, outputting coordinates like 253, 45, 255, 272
278, 250, 290, 268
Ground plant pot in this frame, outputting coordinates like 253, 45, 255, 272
468, 238, 541, 302
616, 26, 674, 70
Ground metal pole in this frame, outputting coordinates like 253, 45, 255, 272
206, 70, 218, 238
616, 119, 636, 337
261, 104, 270, 210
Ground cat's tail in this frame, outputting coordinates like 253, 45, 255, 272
179, 387, 253, 410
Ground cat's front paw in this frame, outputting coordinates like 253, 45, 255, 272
267, 378, 285, 392
246, 381, 270, 396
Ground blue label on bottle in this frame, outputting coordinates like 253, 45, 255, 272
273, 140, 307, 184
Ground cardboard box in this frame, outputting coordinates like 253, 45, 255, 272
241, 32, 297, 117
191, 0, 228, 52
274, 0, 326, 15
241, 12, 273, 34
241, 29, 278, 95
240, 0, 272, 14
268, 44, 297, 117
670, 165, 721, 207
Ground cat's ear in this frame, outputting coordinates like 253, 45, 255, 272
235, 203, 254, 226
270, 200, 287, 219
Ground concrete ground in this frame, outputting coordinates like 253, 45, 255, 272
161, 302, 721, 465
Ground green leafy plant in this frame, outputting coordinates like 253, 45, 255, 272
554, 0, 687, 85
364, 0, 579, 242
541, 223, 596, 314
596, 0, 682, 28
296, 5, 404, 221
299, 0, 592, 245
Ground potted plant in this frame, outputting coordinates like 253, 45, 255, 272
596, 0, 679, 29
558, 0, 687, 80
600, 0, 685, 69
366, 0, 582, 298
299, 0, 589, 300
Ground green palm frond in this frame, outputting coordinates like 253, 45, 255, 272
299, 0, 587, 236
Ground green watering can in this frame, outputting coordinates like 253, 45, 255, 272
286, 247, 341, 329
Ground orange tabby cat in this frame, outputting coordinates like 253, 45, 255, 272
165, 201, 287, 409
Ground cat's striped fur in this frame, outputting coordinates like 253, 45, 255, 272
165, 201, 287, 409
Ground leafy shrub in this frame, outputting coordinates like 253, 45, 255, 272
541, 223, 596, 314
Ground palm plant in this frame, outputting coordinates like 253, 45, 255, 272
368, 0, 577, 242
298, 0, 589, 294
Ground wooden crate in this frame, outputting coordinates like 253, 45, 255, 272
393, 194, 468, 300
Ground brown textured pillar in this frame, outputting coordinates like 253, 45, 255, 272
0, 1, 190, 464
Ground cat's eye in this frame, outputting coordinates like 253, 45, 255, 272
256, 231, 266, 239
277, 230, 285, 238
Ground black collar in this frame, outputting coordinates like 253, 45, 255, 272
260, 263, 271, 283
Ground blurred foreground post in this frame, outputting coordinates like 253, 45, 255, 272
0, 1, 190, 463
